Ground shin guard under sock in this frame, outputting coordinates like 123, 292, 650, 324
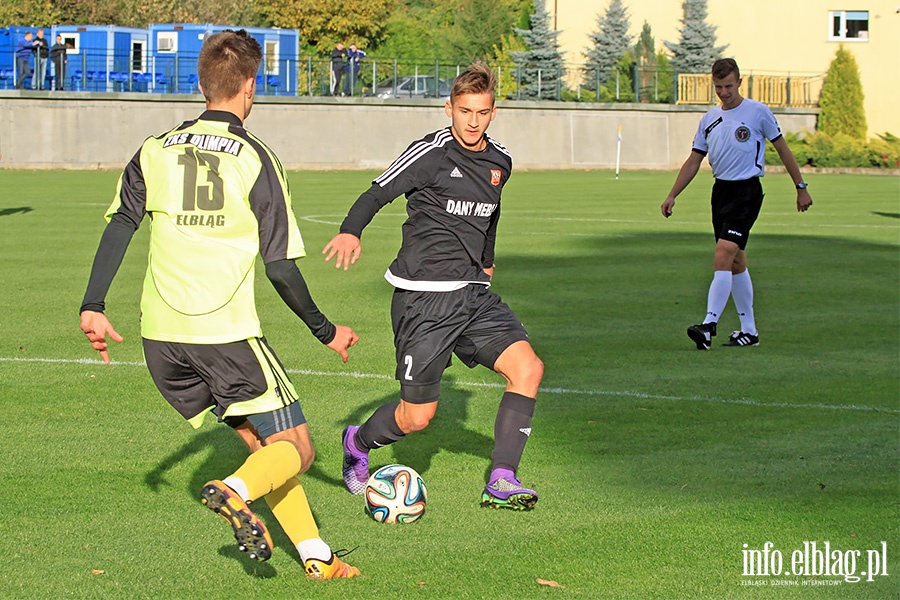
224, 440, 302, 502
704, 270, 733, 323
490, 392, 536, 472
264, 476, 319, 549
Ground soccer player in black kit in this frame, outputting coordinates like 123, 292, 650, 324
323, 63, 544, 510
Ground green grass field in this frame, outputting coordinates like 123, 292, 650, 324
0, 168, 897, 599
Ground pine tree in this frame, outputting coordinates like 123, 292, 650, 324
511, 0, 566, 100
664, 0, 727, 74
633, 21, 665, 102
583, 0, 633, 88
633, 21, 655, 67
818, 46, 867, 139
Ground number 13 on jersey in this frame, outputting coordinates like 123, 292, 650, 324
178, 146, 224, 211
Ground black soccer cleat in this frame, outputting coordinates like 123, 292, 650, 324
722, 330, 759, 347
200, 480, 273, 561
687, 322, 717, 350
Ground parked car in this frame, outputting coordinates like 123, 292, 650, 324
373, 75, 453, 99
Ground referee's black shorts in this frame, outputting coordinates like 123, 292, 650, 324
711, 177, 764, 250
390, 284, 530, 404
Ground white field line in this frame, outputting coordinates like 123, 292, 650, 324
3, 356, 897, 415
299, 214, 898, 231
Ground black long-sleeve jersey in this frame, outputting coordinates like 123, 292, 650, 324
340, 127, 512, 291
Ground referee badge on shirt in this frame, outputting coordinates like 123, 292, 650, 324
734, 126, 751, 142
490, 170, 502, 186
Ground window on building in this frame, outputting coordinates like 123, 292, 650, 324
132, 40, 146, 73
829, 10, 869, 41
265, 40, 280, 74
62, 33, 79, 54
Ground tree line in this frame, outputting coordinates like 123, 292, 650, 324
3, 0, 725, 102
6, 0, 879, 149
5, 0, 719, 69
2, 0, 531, 62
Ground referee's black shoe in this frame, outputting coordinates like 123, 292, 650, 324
722, 330, 760, 347
687, 322, 717, 350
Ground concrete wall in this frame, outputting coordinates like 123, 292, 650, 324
0, 92, 818, 171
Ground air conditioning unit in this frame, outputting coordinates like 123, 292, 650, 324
158, 36, 175, 52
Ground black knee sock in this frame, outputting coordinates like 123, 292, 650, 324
491, 392, 536, 472
356, 402, 405, 451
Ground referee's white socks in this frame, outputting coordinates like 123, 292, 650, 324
704, 270, 733, 324
731, 269, 758, 335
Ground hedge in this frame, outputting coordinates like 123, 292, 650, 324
765, 131, 900, 169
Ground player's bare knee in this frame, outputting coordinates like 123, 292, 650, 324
510, 355, 544, 390
398, 411, 433, 433
714, 252, 734, 269
396, 401, 437, 433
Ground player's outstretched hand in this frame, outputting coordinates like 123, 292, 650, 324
80, 310, 124, 364
797, 189, 813, 213
661, 197, 675, 218
327, 325, 359, 363
322, 233, 362, 270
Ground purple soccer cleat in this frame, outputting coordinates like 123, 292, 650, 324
341, 425, 369, 495
481, 468, 538, 510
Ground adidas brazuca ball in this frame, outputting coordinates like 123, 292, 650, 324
364, 464, 427, 524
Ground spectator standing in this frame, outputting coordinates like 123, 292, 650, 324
343, 43, 366, 96
50, 34, 67, 90
15, 32, 33, 89
330, 42, 346, 96
32, 29, 49, 90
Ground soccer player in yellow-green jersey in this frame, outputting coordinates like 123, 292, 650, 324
79, 29, 360, 580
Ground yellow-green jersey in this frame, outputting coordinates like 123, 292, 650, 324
102, 110, 305, 343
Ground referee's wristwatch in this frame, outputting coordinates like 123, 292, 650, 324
796, 181, 809, 190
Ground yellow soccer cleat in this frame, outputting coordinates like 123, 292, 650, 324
200, 480, 274, 561
304, 552, 361, 580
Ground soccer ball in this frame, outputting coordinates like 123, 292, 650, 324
364, 464, 427, 524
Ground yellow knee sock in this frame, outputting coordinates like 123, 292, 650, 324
226, 440, 302, 502
265, 476, 320, 548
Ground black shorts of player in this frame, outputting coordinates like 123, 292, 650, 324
711, 177, 764, 250
143, 337, 306, 439
390, 284, 530, 404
